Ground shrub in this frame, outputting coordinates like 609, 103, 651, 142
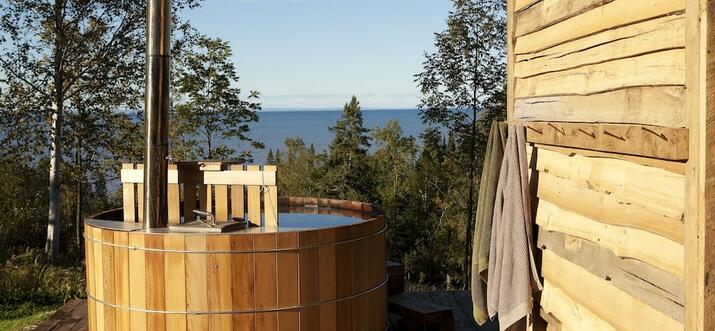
0, 248, 85, 310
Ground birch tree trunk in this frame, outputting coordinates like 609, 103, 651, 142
45, 0, 65, 264
75, 135, 82, 247
46, 101, 63, 264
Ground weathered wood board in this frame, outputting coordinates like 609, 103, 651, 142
528, 146, 685, 221
515, 49, 685, 98
537, 171, 684, 243
539, 230, 684, 322
536, 199, 684, 278
515, 87, 686, 127
514, 0, 684, 54
524, 122, 689, 160
541, 250, 682, 330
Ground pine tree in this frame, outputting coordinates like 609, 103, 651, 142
325, 96, 373, 201
266, 149, 275, 164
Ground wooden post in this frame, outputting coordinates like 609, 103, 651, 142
506, 0, 516, 123
685, 1, 715, 330
264, 165, 278, 227
230, 165, 245, 220
122, 164, 136, 223
247, 165, 262, 226
167, 164, 180, 225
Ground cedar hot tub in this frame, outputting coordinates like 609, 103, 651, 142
84, 163, 387, 331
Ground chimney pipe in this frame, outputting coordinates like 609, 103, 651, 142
143, 0, 171, 229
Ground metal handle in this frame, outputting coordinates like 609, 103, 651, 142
192, 209, 215, 227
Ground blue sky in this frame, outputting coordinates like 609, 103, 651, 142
182, 0, 452, 109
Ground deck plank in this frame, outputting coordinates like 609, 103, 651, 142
38, 291, 499, 331
388, 291, 499, 331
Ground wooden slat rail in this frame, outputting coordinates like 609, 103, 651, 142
524, 122, 689, 160
120, 162, 279, 226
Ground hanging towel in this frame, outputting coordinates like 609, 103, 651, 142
471, 121, 507, 325
487, 124, 542, 331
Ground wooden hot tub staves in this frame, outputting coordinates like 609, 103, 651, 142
83, 198, 388, 331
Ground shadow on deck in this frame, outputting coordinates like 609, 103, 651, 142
34, 299, 87, 331
34, 291, 497, 331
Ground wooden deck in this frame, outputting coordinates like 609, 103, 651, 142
390, 291, 498, 331
34, 291, 497, 331
34, 299, 87, 331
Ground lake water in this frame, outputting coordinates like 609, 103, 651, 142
243, 109, 427, 162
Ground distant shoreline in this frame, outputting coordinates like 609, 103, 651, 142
259, 108, 420, 113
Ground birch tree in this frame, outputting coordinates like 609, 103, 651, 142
0, 0, 202, 263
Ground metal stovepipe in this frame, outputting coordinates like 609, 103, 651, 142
143, 0, 171, 229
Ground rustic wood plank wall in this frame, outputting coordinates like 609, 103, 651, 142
506, 0, 700, 329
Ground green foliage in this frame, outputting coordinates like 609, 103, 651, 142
324, 96, 374, 201
0, 0, 204, 263
415, 0, 507, 282
0, 305, 56, 331
0, 248, 85, 308
172, 36, 262, 161
0, 160, 49, 260
273, 138, 329, 198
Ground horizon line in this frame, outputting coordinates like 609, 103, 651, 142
260, 107, 420, 112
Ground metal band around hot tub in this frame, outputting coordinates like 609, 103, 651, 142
83, 224, 387, 254
86, 274, 388, 315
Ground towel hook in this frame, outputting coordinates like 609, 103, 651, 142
603, 130, 625, 141
548, 123, 566, 135
578, 128, 596, 139
641, 126, 668, 142
526, 125, 543, 135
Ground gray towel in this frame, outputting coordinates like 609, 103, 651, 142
487, 124, 542, 331
471, 121, 507, 325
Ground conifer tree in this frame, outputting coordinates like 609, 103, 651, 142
325, 96, 373, 201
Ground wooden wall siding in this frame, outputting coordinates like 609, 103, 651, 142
515, 49, 685, 98
537, 172, 684, 243
515, 0, 617, 38
539, 230, 684, 322
514, 0, 684, 54
528, 146, 685, 221
524, 122, 689, 160
536, 200, 683, 278
514, 87, 686, 128
508, 0, 696, 328
530, 144, 687, 175
540, 282, 617, 331
83, 217, 387, 331
514, 0, 538, 12
513, 1, 687, 127
542, 250, 683, 330
515, 14, 685, 79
